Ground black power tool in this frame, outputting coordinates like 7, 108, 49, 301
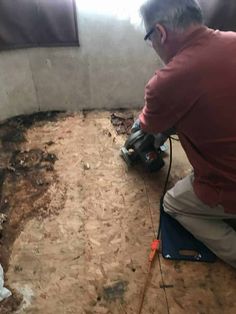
121, 130, 167, 172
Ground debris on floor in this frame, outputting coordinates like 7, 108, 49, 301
110, 112, 134, 135
103, 281, 127, 302
0, 214, 7, 231
0, 291, 22, 314
0, 111, 67, 313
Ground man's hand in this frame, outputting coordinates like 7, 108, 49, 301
131, 118, 175, 150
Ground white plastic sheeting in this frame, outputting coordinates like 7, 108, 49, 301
0, 264, 11, 302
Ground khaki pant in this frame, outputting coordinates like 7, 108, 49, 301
163, 174, 236, 268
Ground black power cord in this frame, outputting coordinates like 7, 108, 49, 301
170, 136, 180, 142
157, 137, 173, 239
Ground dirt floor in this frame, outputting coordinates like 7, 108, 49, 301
0, 111, 235, 314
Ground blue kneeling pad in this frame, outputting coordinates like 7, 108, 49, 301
160, 203, 217, 263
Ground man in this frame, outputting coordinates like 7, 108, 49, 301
137, 0, 236, 268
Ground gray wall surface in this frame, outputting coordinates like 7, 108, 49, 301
0, 8, 161, 120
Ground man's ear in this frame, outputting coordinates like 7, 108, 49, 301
155, 23, 167, 44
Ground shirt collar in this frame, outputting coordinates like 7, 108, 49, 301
177, 26, 213, 56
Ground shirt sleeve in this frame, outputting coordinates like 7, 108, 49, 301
139, 70, 180, 134
139, 62, 201, 134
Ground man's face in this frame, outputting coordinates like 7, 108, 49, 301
145, 25, 167, 64
151, 31, 164, 59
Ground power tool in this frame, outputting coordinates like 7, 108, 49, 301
120, 130, 167, 172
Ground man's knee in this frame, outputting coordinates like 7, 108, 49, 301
163, 174, 195, 217
163, 190, 178, 217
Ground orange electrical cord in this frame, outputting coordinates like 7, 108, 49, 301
137, 138, 173, 314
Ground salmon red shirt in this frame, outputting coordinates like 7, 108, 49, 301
139, 27, 236, 214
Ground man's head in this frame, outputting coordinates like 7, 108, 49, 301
140, 0, 203, 63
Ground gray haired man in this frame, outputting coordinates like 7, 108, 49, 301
137, 0, 236, 268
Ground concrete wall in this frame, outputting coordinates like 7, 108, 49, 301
0, 8, 162, 120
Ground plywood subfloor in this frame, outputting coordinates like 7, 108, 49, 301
4, 111, 236, 314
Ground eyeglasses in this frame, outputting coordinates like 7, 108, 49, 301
144, 27, 155, 41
